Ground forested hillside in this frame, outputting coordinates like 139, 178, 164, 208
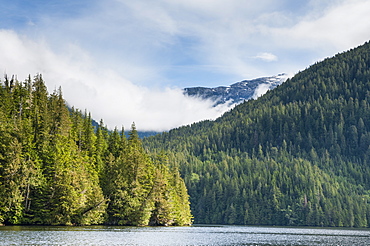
144, 41, 370, 227
0, 75, 192, 226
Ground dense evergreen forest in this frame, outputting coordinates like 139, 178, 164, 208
0, 75, 192, 226
144, 41, 370, 227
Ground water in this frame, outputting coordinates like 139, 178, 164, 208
1, 225, 370, 246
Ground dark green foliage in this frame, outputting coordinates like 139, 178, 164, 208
0, 75, 192, 226
144, 41, 370, 227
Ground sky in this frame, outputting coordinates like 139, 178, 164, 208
1, 0, 370, 131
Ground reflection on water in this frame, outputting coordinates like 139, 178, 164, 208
1, 225, 370, 245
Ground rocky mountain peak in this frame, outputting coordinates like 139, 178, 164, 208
184, 73, 288, 106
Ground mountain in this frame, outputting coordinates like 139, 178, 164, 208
126, 74, 288, 138
184, 73, 288, 106
144, 41, 370, 227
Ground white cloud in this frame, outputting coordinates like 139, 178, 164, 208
271, 0, 370, 51
0, 29, 231, 131
23, 0, 370, 85
254, 52, 278, 62
252, 83, 271, 99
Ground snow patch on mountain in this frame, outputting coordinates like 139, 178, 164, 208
184, 73, 289, 106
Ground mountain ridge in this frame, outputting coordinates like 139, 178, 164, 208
183, 73, 288, 106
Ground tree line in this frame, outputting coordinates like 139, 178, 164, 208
0, 75, 192, 226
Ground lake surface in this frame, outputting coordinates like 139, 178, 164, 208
1, 224, 370, 246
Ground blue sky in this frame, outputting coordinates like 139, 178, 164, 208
1, 0, 370, 131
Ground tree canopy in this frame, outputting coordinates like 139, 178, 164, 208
0, 75, 192, 226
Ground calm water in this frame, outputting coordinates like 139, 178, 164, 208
0, 225, 370, 246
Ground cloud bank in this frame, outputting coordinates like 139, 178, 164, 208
0, 30, 231, 131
